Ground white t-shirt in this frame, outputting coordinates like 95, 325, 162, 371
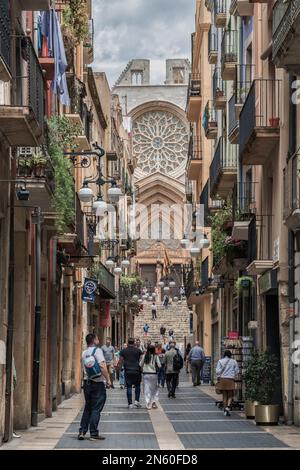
82, 346, 106, 382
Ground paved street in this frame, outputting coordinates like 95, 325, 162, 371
2, 375, 300, 451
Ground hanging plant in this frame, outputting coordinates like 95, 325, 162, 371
62, 0, 89, 46
209, 199, 232, 265
235, 276, 255, 293
47, 116, 81, 235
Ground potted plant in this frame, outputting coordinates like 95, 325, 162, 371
244, 350, 280, 424
269, 117, 280, 127
216, 88, 224, 98
30, 151, 48, 177
235, 275, 255, 293
18, 158, 32, 177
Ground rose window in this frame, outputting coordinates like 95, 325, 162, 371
132, 110, 188, 175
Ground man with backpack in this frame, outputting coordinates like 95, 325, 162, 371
164, 341, 183, 398
78, 334, 111, 441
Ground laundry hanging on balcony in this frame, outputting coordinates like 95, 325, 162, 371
38, 9, 70, 106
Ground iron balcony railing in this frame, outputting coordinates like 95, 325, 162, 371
201, 257, 209, 288
98, 263, 115, 298
16, 36, 45, 131
248, 216, 257, 265
235, 64, 255, 104
210, 137, 238, 197
273, 0, 300, 58
200, 181, 210, 227
283, 151, 299, 220
232, 181, 257, 221
208, 25, 217, 58
228, 94, 238, 137
187, 73, 201, 100
248, 214, 273, 264
202, 100, 217, 135
188, 136, 202, 160
215, 0, 226, 15
213, 67, 225, 101
0, 0, 10, 73
239, 79, 281, 158
221, 30, 238, 69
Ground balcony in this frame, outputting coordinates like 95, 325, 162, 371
231, 0, 254, 16
208, 25, 218, 65
283, 151, 300, 230
228, 94, 239, 144
210, 137, 238, 198
221, 30, 238, 81
0, 0, 11, 81
246, 215, 274, 276
186, 73, 201, 122
16, 148, 54, 212
187, 137, 202, 181
232, 181, 257, 240
235, 64, 255, 116
239, 79, 281, 165
214, 0, 227, 28
185, 180, 193, 203
66, 75, 91, 151
0, 36, 44, 146
203, 101, 218, 140
83, 19, 94, 66
200, 181, 210, 227
98, 263, 115, 299
273, 0, 300, 74
213, 68, 226, 110
19, 0, 50, 10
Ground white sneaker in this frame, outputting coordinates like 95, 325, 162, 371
134, 401, 142, 408
13, 432, 21, 438
128, 404, 134, 409
146, 404, 152, 410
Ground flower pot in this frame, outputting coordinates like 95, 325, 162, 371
255, 404, 280, 425
33, 165, 46, 177
245, 400, 259, 419
216, 90, 224, 98
269, 117, 280, 127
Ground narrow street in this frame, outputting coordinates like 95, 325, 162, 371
2, 374, 299, 451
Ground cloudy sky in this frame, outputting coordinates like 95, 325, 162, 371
92, 0, 195, 86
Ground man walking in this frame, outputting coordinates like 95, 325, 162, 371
160, 325, 166, 340
188, 341, 205, 386
165, 341, 181, 398
102, 337, 115, 388
78, 334, 111, 441
135, 338, 144, 353
143, 322, 150, 337
118, 337, 143, 409
151, 301, 157, 320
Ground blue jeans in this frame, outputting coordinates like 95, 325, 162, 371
125, 372, 141, 405
158, 366, 166, 387
79, 381, 106, 437
119, 369, 125, 386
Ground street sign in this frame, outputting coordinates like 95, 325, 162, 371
82, 278, 98, 303
202, 356, 211, 384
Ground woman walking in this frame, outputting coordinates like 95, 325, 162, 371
216, 350, 239, 416
184, 343, 192, 374
140, 345, 161, 409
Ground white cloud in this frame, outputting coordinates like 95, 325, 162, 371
92, 0, 195, 86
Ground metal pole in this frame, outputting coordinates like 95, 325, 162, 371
31, 207, 42, 426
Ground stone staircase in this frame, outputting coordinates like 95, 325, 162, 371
133, 301, 191, 350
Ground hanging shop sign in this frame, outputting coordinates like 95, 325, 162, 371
99, 300, 111, 328
228, 331, 239, 340
258, 269, 277, 295
82, 277, 98, 303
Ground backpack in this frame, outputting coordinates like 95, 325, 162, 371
83, 347, 101, 379
173, 350, 184, 371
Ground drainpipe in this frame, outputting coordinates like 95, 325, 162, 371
31, 207, 42, 426
3, 161, 16, 442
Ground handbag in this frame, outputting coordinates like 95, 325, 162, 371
215, 359, 231, 394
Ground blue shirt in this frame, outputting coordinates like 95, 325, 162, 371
188, 346, 205, 362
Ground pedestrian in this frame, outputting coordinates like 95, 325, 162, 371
101, 337, 115, 388
216, 350, 239, 416
114, 347, 125, 389
155, 342, 166, 388
164, 341, 183, 398
143, 322, 150, 337
117, 337, 143, 409
179, 286, 185, 299
168, 328, 174, 341
188, 340, 205, 386
140, 344, 161, 409
160, 325, 166, 340
78, 333, 111, 441
162, 295, 169, 309
135, 338, 144, 353
184, 343, 192, 374
151, 301, 157, 320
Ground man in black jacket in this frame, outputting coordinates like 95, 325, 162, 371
118, 338, 143, 409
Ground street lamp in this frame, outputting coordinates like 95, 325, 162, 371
190, 246, 200, 257
78, 183, 94, 203
200, 234, 210, 249
107, 182, 122, 203
105, 258, 115, 268
114, 266, 122, 275
169, 280, 176, 288
180, 235, 190, 249
93, 195, 108, 214
158, 281, 165, 287
121, 259, 130, 268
